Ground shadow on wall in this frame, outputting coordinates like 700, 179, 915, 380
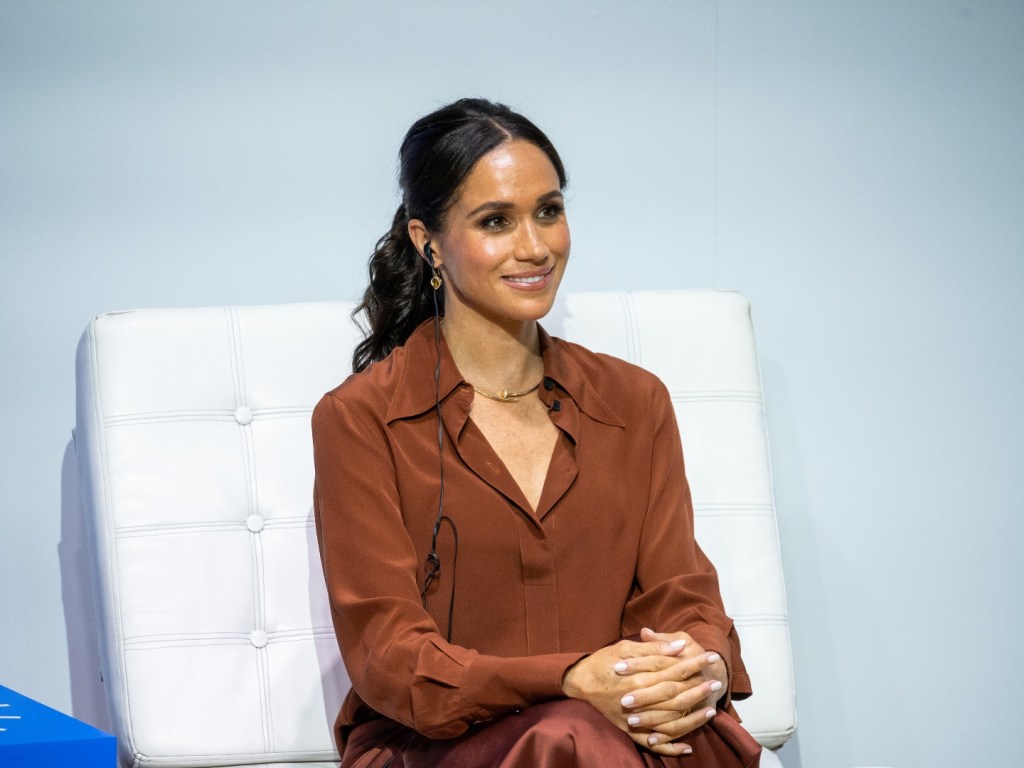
59, 437, 112, 732
774, 732, 803, 768
759, 355, 847, 767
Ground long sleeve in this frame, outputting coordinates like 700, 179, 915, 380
312, 391, 582, 740
620, 381, 753, 705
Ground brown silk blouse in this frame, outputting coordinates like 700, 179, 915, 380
312, 320, 752, 749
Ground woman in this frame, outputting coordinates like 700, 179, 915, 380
312, 98, 762, 767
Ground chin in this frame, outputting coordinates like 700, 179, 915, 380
449, 279, 564, 327
509, 292, 560, 321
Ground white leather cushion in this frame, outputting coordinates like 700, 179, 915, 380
76, 303, 358, 767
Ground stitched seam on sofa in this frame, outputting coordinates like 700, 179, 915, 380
121, 628, 335, 647
621, 291, 643, 363
104, 408, 313, 426
114, 517, 315, 536
669, 390, 764, 403
693, 503, 775, 517
731, 615, 789, 626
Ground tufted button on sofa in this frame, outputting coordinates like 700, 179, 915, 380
74, 291, 796, 768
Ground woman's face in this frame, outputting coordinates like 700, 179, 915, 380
429, 139, 570, 329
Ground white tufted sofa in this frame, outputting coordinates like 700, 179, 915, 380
74, 290, 796, 768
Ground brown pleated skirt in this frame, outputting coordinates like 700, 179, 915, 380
341, 700, 762, 768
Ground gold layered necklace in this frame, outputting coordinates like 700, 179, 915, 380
471, 379, 542, 403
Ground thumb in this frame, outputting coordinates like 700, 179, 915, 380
640, 627, 687, 656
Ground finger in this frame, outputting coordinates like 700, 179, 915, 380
648, 707, 718, 742
621, 654, 720, 705
614, 654, 684, 676
640, 627, 690, 644
644, 664, 723, 712
649, 740, 694, 757
621, 679, 687, 710
610, 647, 692, 684
620, 636, 688, 661
626, 707, 686, 729
618, 651, 716, 679
627, 731, 693, 757
638, 628, 692, 657
627, 678, 724, 722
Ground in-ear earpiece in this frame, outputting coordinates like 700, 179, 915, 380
421, 255, 457, 641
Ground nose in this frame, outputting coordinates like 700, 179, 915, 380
515, 220, 549, 263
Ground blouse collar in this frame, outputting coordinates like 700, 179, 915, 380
384, 319, 624, 429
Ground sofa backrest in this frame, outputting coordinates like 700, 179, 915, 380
74, 291, 795, 767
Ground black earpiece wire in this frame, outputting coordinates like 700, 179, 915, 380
419, 246, 458, 642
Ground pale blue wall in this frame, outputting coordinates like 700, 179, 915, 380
1, 2, 1021, 766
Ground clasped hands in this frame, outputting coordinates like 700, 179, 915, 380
561, 628, 727, 757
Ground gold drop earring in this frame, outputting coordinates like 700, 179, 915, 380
425, 242, 442, 289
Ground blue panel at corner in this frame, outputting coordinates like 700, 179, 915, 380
0, 685, 116, 768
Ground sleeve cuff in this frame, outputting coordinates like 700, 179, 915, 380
461, 652, 585, 721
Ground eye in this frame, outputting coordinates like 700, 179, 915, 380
480, 214, 510, 231
537, 203, 565, 221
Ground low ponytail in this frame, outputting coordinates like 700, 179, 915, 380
351, 205, 440, 373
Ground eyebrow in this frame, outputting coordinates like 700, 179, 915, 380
464, 190, 564, 219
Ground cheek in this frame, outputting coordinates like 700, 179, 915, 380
466, 234, 509, 266
474, 238, 508, 263
440, 236, 502, 280
548, 223, 571, 255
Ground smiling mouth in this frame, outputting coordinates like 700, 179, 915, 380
505, 269, 552, 285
